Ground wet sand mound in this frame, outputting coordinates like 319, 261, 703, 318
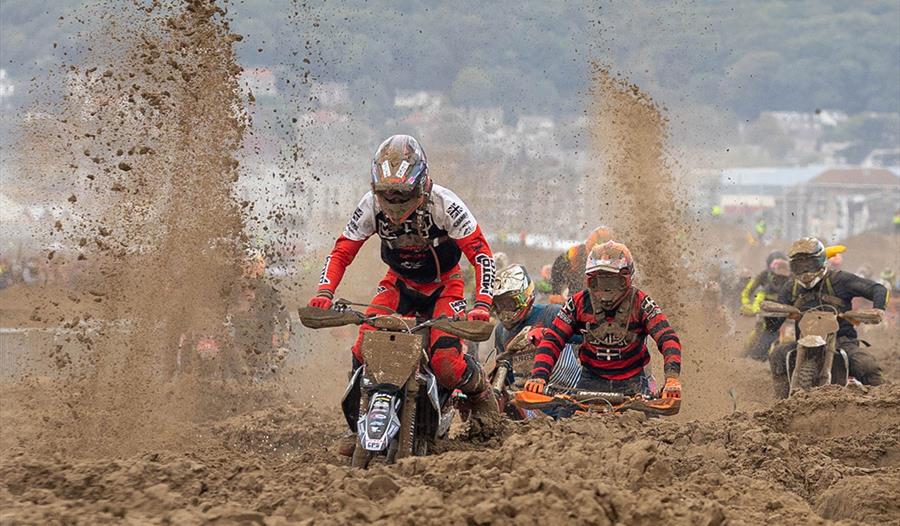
2, 385, 899, 525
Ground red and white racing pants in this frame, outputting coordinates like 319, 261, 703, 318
350, 266, 470, 389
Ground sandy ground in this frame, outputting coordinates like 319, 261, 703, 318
2, 283, 899, 525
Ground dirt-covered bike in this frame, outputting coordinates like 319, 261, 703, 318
759, 300, 882, 396
298, 300, 493, 468
512, 385, 680, 417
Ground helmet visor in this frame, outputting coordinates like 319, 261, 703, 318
790, 256, 823, 276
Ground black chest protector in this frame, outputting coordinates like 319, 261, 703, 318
583, 289, 637, 349
375, 207, 461, 283
791, 275, 845, 311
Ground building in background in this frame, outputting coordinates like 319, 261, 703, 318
778, 168, 900, 242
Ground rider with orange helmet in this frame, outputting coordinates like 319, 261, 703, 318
548, 226, 616, 304
525, 241, 682, 399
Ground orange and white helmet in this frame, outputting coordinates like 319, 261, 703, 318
585, 241, 634, 309
585, 225, 617, 252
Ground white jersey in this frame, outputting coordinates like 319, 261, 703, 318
342, 184, 478, 242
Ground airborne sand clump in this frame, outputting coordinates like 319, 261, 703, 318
588, 67, 748, 419
7, 0, 275, 457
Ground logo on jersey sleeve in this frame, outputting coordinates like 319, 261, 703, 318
640, 295, 662, 320
474, 253, 496, 297
449, 299, 468, 314
445, 201, 475, 237
318, 255, 332, 285
344, 206, 365, 237
557, 297, 575, 325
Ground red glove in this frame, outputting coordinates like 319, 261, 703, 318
527, 327, 548, 345
466, 307, 491, 322
523, 378, 546, 394
662, 376, 682, 400
308, 295, 333, 310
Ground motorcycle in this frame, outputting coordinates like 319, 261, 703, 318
759, 300, 882, 396
487, 326, 586, 420
488, 325, 544, 420
512, 385, 680, 417
298, 300, 493, 469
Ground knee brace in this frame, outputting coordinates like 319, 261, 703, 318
430, 335, 465, 388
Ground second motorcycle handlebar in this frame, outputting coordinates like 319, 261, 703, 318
758, 301, 883, 325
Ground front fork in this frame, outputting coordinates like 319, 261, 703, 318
788, 333, 838, 393
341, 366, 364, 432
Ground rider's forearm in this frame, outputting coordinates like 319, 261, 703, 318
531, 344, 561, 381
870, 283, 888, 310
846, 274, 889, 310
531, 322, 570, 380
457, 225, 494, 309
647, 309, 682, 376
740, 277, 758, 306
315, 235, 365, 297
751, 291, 766, 310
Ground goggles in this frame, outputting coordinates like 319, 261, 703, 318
492, 292, 530, 315
587, 273, 627, 292
374, 184, 423, 223
377, 188, 419, 204
789, 256, 823, 276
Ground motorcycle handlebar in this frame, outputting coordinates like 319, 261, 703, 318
297, 306, 495, 341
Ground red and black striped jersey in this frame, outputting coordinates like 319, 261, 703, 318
531, 288, 682, 382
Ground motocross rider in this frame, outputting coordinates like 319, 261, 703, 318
768, 237, 888, 398
524, 241, 683, 399
740, 250, 791, 360
230, 248, 291, 381
490, 264, 581, 397
548, 226, 616, 304
306, 135, 500, 454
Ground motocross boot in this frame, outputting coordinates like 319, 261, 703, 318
337, 431, 357, 458
458, 357, 503, 437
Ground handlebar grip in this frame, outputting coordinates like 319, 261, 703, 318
297, 307, 363, 329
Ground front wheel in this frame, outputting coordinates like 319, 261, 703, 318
792, 359, 819, 395
395, 376, 418, 461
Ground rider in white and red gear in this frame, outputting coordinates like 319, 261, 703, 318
308, 135, 500, 453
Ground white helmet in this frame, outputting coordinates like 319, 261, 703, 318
491, 264, 535, 330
